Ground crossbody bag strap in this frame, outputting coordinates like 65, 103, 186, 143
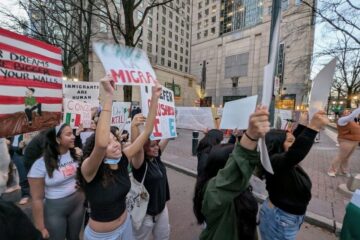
140, 162, 148, 185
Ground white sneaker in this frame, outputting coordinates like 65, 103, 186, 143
327, 171, 336, 177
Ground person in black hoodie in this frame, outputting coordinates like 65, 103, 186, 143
259, 110, 329, 240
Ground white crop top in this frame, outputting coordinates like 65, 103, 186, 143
28, 151, 78, 199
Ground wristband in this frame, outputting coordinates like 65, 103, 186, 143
102, 109, 111, 112
244, 132, 258, 142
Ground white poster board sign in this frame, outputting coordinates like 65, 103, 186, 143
309, 58, 337, 118
220, 95, 258, 129
93, 42, 157, 86
141, 85, 177, 140
63, 81, 100, 107
176, 107, 215, 131
111, 102, 131, 131
63, 99, 92, 128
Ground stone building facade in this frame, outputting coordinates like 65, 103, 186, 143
190, 0, 315, 108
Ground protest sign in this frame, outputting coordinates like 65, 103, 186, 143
63, 99, 92, 128
93, 42, 157, 86
176, 107, 215, 131
111, 102, 131, 131
0, 28, 62, 137
141, 85, 177, 140
220, 95, 258, 130
63, 81, 100, 107
309, 58, 337, 118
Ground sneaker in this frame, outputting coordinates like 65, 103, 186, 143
314, 139, 320, 143
19, 197, 29, 205
327, 171, 336, 177
338, 172, 352, 178
336, 143, 340, 147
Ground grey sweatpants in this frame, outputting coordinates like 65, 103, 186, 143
44, 190, 85, 240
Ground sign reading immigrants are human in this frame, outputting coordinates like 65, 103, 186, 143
63, 81, 100, 108
93, 42, 157, 86
141, 85, 177, 140
0, 28, 62, 137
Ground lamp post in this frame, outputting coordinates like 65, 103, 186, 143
353, 96, 359, 108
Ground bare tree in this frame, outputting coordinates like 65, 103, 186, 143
95, 0, 176, 101
0, 0, 96, 81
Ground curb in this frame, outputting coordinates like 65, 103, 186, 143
163, 160, 342, 235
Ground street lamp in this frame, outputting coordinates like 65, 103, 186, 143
353, 96, 359, 108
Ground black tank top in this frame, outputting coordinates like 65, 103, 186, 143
84, 155, 130, 222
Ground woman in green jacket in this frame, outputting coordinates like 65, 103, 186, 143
193, 106, 270, 240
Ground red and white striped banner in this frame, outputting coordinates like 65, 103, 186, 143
0, 28, 63, 137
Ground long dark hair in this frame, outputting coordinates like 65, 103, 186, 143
78, 127, 121, 187
43, 123, 78, 178
196, 129, 224, 154
193, 143, 234, 224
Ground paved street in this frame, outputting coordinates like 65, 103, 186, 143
163, 127, 360, 225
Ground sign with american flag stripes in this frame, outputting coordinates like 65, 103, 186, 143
0, 28, 62, 137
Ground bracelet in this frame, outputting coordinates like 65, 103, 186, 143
102, 109, 111, 112
244, 131, 258, 141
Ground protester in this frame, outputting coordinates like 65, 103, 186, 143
28, 123, 85, 240
327, 107, 360, 177
23, 130, 47, 173
196, 129, 223, 178
259, 111, 329, 240
131, 113, 171, 240
194, 106, 270, 239
78, 75, 162, 240
0, 138, 11, 198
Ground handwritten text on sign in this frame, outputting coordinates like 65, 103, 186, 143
111, 102, 131, 130
93, 42, 157, 86
63, 99, 92, 128
141, 86, 177, 140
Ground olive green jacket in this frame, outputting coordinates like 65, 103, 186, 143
200, 143, 260, 240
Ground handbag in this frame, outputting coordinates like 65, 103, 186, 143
126, 162, 149, 230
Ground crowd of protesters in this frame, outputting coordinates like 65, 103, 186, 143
0, 74, 359, 240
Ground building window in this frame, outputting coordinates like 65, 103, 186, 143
161, 58, 165, 65
197, 32, 201, 39
180, 56, 183, 62
147, 43, 152, 53
205, 8, 209, 16
186, 41, 189, 47
180, 65, 183, 71
174, 53, 178, 60
185, 67, 188, 72
99, 22, 107, 32
168, 51, 172, 57
181, 29, 184, 35
169, 21, 172, 28
295, 0, 302, 5
212, 16, 216, 23
169, 11, 173, 18
169, 31, 172, 38
282, 0, 289, 10
211, 27, 215, 34
204, 19, 208, 27
175, 44, 178, 51
161, 37, 165, 45
138, 40, 143, 48
186, 33, 190, 39
168, 41, 172, 48
175, 25, 179, 32
175, 35, 178, 42
161, 48, 165, 55
180, 47, 183, 53
198, 22, 201, 30
168, 60, 171, 67
212, 5, 216, 13
198, 12, 202, 19
176, 16, 179, 23
180, 38, 184, 44
186, 23, 190, 30
137, 10, 143, 20
147, 30, 152, 41
162, 27, 166, 35
204, 30, 208, 37
185, 50, 188, 55
174, 62, 177, 69
198, 2, 202, 9
185, 58, 188, 64
162, 16, 166, 24
205, 0, 209, 5
147, 17, 152, 27
181, 20, 184, 27
162, 6, 166, 13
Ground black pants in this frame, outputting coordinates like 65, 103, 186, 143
25, 104, 42, 122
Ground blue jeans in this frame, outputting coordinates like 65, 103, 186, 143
259, 199, 304, 240
11, 152, 30, 197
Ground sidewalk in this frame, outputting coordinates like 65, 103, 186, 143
163, 128, 360, 232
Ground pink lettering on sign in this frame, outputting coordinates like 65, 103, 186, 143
61, 164, 76, 177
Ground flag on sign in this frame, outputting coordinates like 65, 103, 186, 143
65, 113, 81, 127
0, 28, 62, 137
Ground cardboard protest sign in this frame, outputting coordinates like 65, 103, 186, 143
141, 85, 177, 140
0, 28, 62, 137
176, 107, 215, 131
111, 102, 131, 131
220, 95, 258, 130
63, 81, 100, 107
93, 42, 157, 86
63, 99, 92, 128
309, 58, 337, 119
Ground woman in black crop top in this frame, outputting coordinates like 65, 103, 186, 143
130, 113, 172, 240
259, 111, 329, 240
78, 75, 162, 240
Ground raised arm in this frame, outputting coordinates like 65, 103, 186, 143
159, 138, 170, 152
124, 82, 162, 169
338, 107, 360, 126
129, 113, 146, 167
81, 76, 114, 183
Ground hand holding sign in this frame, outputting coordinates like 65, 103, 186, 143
308, 110, 329, 132
298, 111, 309, 126
131, 113, 146, 127
247, 106, 270, 140
151, 81, 162, 99
100, 74, 115, 96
